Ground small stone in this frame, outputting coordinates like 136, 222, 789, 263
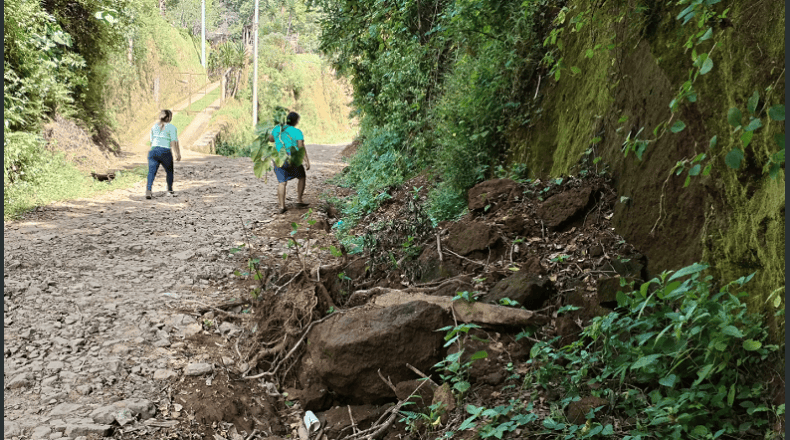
89, 406, 117, 425
46, 361, 65, 372
110, 344, 130, 355
218, 321, 240, 336
7, 372, 33, 389
4, 420, 21, 437
173, 250, 195, 261
181, 323, 202, 338
114, 408, 134, 426
153, 338, 171, 348
49, 432, 63, 439
75, 384, 93, 395
221, 356, 235, 367
115, 398, 156, 419
153, 369, 178, 380
184, 362, 213, 376
64, 423, 112, 437
49, 403, 83, 417
31, 426, 52, 439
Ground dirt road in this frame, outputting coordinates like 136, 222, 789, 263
3, 144, 347, 439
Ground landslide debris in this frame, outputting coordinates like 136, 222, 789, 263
171, 168, 659, 439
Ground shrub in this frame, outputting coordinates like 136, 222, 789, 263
528, 263, 783, 439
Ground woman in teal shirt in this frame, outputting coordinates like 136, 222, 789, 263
267, 112, 311, 213
146, 109, 181, 199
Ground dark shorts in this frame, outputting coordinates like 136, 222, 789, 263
273, 160, 306, 183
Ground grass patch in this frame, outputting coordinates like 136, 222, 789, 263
4, 152, 147, 221
170, 86, 222, 134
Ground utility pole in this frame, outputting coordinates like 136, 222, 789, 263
252, 0, 259, 127
201, 0, 206, 67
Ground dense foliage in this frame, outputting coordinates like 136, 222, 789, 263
311, 0, 554, 223
527, 264, 783, 439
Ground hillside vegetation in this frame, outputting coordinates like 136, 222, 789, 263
313, 0, 784, 330
3, 0, 353, 219
4, 0, 207, 218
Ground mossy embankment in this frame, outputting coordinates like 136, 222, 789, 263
509, 0, 784, 336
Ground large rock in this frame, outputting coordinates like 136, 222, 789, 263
537, 186, 596, 230
371, 290, 550, 329
445, 221, 499, 256
299, 301, 451, 406
467, 179, 519, 211
483, 272, 555, 310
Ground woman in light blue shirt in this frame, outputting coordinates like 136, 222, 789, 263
146, 109, 181, 199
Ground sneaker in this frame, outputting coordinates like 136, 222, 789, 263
168, 191, 177, 197
145, 190, 152, 199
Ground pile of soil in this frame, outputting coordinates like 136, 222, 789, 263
171, 165, 656, 439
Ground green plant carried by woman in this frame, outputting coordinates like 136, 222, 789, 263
250, 107, 311, 213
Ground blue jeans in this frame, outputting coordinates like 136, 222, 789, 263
147, 147, 174, 191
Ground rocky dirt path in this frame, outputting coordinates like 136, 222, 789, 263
3, 143, 348, 439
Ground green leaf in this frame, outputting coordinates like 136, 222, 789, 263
670, 120, 686, 133
253, 160, 266, 178
727, 383, 736, 406
454, 381, 471, 393
693, 425, 709, 437
470, 350, 488, 361
542, 418, 566, 430
659, 374, 677, 387
775, 133, 785, 149
631, 354, 661, 370
698, 27, 713, 42
692, 363, 715, 386
709, 135, 718, 149
616, 290, 629, 307
588, 425, 603, 436
741, 130, 754, 148
458, 416, 477, 431
743, 118, 763, 132
721, 325, 744, 338
668, 263, 708, 282
699, 56, 713, 75
702, 163, 712, 176
601, 424, 614, 435
743, 339, 762, 351
585, 49, 594, 58
727, 108, 742, 127
688, 164, 701, 176
570, 66, 581, 75
747, 91, 759, 114
769, 105, 785, 121
684, 175, 691, 187
725, 148, 744, 169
